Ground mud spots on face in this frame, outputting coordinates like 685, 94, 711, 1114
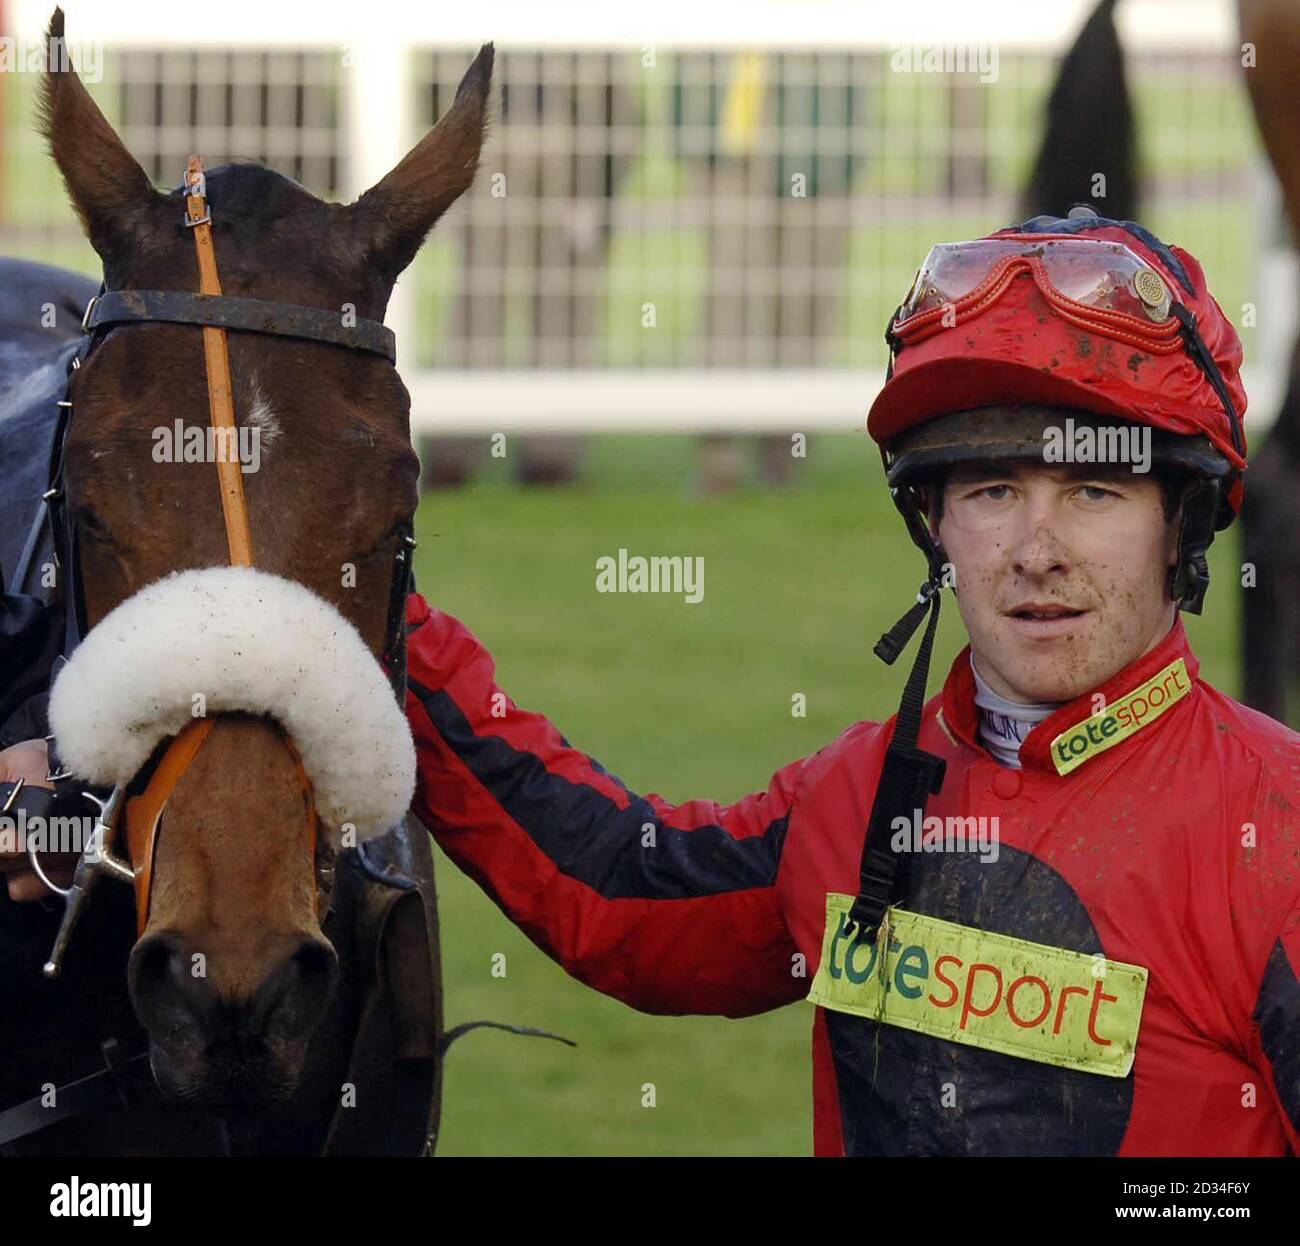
1127, 352, 1149, 376
939, 463, 1177, 703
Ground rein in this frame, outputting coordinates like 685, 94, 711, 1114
34, 155, 416, 973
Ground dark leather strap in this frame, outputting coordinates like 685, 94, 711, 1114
0, 775, 101, 820
848, 580, 947, 940
8, 495, 50, 598
381, 522, 415, 704
1169, 475, 1222, 615
0, 1041, 152, 1148
50, 342, 94, 661
0, 779, 57, 824
85, 289, 396, 363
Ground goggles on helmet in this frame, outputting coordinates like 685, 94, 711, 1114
892, 236, 1183, 353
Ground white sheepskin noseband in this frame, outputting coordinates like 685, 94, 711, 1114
47, 566, 415, 840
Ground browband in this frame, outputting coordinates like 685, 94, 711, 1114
83, 288, 396, 363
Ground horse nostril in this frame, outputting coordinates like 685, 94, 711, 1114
130, 930, 185, 994
128, 930, 218, 1033
131, 931, 177, 987
248, 937, 339, 1042
292, 939, 338, 988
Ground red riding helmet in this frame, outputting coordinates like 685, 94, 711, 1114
867, 208, 1249, 615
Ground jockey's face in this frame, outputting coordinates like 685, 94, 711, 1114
936, 461, 1181, 704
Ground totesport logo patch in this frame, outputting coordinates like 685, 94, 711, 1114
1050, 658, 1191, 776
807, 895, 1148, 1077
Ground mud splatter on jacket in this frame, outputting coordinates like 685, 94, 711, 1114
404, 593, 1300, 1156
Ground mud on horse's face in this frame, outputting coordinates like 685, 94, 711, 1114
40, 8, 492, 1107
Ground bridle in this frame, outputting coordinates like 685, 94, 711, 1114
29, 156, 416, 978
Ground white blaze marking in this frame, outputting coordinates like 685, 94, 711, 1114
243, 380, 280, 458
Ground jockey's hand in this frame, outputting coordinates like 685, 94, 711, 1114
0, 738, 75, 901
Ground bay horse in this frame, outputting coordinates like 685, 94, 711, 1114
0, 10, 492, 1155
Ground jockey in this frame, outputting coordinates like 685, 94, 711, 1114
5, 210, 1298, 1155
398, 210, 1299, 1155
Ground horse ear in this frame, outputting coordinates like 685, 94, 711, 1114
38, 7, 162, 260
346, 43, 493, 279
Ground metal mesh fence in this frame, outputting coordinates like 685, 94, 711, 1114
0, 35, 1266, 416
114, 48, 344, 196
410, 45, 1259, 373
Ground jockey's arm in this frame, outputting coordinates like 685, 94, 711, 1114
403, 592, 809, 1018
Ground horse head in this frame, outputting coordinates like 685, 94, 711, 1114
38, 8, 491, 1112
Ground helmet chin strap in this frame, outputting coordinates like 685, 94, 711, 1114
877, 481, 947, 652
1168, 475, 1221, 615
847, 567, 947, 943
848, 486, 950, 943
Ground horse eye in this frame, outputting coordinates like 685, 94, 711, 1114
365, 520, 410, 557
71, 505, 113, 543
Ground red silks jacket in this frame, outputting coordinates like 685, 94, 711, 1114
403, 592, 1300, 1156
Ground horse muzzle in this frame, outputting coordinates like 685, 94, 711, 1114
128, 926, 339, 1108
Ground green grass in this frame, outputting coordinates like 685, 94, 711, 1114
419, 433, 1243, 1155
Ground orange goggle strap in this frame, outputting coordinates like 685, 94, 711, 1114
893, 254, 1186, 354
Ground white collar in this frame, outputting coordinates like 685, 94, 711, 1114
969, 654, 1063, 769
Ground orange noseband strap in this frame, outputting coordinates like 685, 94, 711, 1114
124, 718, 214, 935
122, 157, 317, 934
124, 719, 319, 936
